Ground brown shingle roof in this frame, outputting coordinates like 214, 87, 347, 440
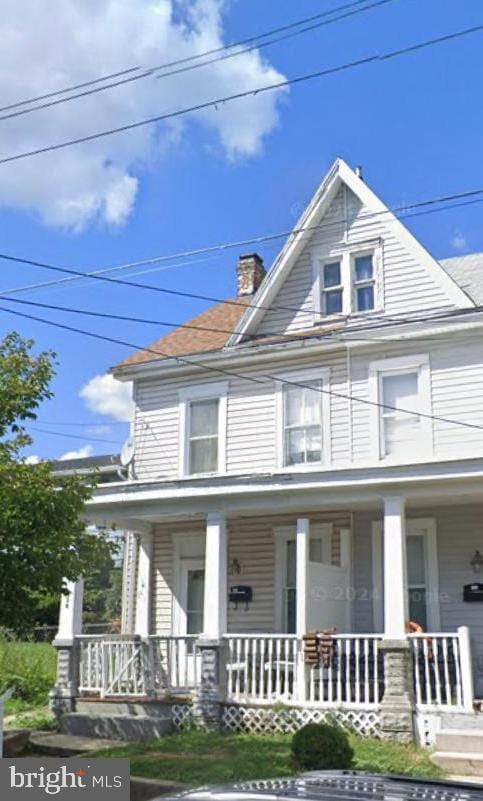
113, 297, 252, 370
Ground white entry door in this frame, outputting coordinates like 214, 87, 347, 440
173, 533, 205, 688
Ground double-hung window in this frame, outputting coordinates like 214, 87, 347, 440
321, 261, 343, 315
315, 241, 382, 318
188, 398, 219, 474
179, 382, 228, 476
353, 253, 375, 312
369, 355, 432, 461
277, 370, 330, 469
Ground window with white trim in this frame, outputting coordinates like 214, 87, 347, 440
179, 382, 228, 476
283, 382, 322, 466
369, 354, 432, 462
321, 261, 343, 315
315, 242, 382, 318
380, 371, 420, 458
353, 253, 375, 312
188, 398, 219, 474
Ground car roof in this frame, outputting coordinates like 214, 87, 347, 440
159, 772, 483, 801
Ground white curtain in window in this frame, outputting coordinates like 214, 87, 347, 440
381, 372, 419, 457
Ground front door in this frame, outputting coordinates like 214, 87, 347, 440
372, 518, 440, 632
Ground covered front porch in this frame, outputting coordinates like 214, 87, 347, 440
51, 476, 483, 741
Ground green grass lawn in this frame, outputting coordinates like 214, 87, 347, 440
0, 640, 57, 714
92, 731, 442, 786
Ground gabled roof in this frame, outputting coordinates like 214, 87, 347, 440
113, 296, 251, 371
440, 252, 483, 304
227, 158, 474, 345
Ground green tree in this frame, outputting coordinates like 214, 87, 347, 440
0, 332, 114, 634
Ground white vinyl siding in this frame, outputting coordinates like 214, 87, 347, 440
132, 330, 483, 480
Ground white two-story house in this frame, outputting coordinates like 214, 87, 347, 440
52, 159, 483, 747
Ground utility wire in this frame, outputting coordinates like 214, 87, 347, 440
0, 0, 374, 115
0, 0, 393, 125
28, 425, 122, 445
3, 302, 483, 434
0, 23, 481, 167
0, 186, 482, 322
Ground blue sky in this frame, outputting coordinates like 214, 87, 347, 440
1, 0, 482, 461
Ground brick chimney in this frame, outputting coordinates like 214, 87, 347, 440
236, 253, 266, 297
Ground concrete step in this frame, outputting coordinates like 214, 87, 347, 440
30, 731, 126, 757
441, 712, 483, 730
76, 699, 174, 718
431, 751, 483, 777
436, 729, 483, 753
61, 713, 173, 742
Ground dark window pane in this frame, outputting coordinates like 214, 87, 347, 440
325, 289, 343, 314
355, 254, 373, 281
357, 285, 374, 311
287, 588, 296, 633
323, 262, 341, 287
190, 437, 218, 474
408, 587, 427, 630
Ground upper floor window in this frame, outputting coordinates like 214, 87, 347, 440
284, 382, 322, 466
276, 369, 330, 469
380, 372, 419, 458
188, 398, 219, 474
369, 355, 432, 462
179, 382, 228, 476
314, 241, 382, 319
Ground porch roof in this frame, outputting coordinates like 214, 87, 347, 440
84, 455, 483, 527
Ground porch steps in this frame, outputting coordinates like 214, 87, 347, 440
431, 729, 483, 777
61, 712, 173, 742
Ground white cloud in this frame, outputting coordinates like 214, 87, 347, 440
451, 232, 468, 252
0, 0, 287, 229
59, 444, 94, 461
25, 454, 41, 464
80, 374, 134, 422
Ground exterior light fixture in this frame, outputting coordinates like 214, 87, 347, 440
470, 549, 483, 573
229, 558, 241, 576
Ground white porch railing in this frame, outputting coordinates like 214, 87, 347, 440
77, 635, 148, 697
77, 634, 200, 697
409, 626, 473, 711
224, 634, 383, 708
149, 635, 200, 693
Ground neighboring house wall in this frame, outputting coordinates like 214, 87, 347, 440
132, 329, 483, 481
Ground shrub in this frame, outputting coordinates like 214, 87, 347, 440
0, 640, 57, 707
291, 722, 354, 770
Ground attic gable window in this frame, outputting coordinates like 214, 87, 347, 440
314, 242, 382, 318
322, 261, 343, 314
353, 254, 375, 312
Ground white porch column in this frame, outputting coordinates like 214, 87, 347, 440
202, 512, 227, 639
296, 518, 310, 704
134, 528, 153, 638
50, 578, 84, 718
383, 495, 408, 638
296, 518, 310, 636
55, 579, 84, 644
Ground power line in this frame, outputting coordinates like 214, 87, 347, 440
3, 302, 483, 434
37, 420, 126, 427
0, 186, 482, 322
0, 0, 371, 115
0, 23, 482, 167
28, 425, 122, 445
0, 0, 393, 125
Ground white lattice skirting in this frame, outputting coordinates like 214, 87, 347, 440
221, 705, 381, 738
171, 703, 195, 730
